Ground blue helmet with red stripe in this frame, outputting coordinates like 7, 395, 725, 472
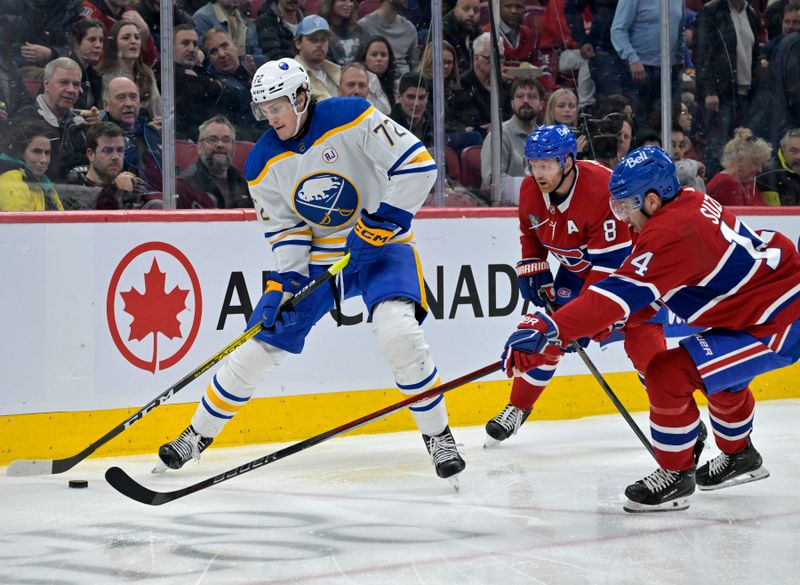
608, 146, 680, 218
524, 124, 577, 167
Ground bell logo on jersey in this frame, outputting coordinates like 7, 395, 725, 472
293, 172, 359, 227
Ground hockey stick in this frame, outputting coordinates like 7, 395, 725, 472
540, 295, 656, 460
105, 360, 503, 505
6, 254, 351, 477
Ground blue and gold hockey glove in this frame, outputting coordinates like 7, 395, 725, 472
516, 258, 554, 307
345, 210, 401, 272
247, 271, 310, 334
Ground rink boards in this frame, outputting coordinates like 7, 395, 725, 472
1, 208, 798, 464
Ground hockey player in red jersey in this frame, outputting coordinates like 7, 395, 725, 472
485, 124, 670, 448
503, 146, 800, 512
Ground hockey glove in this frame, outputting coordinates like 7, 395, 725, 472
345, 210, 401, 272
247, 271, 310, 334
516, 258, 554, 307
501, 311, 561, 377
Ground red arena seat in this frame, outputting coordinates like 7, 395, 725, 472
174, 139, 199, 173
459, 145, 483, 189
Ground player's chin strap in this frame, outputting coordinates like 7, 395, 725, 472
290, 95, 314, 140
550, 156, 577, 200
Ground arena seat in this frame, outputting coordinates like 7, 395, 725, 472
444, 146, 461, 181
233, 141, 255, 174
459, 145, 483, 189
358, 0, 381, 18
174, 139, 199, 173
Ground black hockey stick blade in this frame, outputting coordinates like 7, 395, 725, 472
7, 255, 350, 477
105, 360, 502, 505
540, 294, 656, 460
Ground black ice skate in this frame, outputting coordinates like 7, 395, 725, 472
152, 425, 213, 473
484, 403, 532, 448
693, 420, 708, 465
623, 467, 696, 513
423, 426, 465, 491
696, 438, 770, 491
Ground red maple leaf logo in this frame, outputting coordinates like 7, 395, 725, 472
120, 258, 189, 372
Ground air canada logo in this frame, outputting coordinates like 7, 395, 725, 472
107, 242, 202, 373
293, 171, 359, 226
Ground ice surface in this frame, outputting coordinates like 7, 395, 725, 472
2, 400, 799, 585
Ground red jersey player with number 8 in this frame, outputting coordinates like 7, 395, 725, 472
485, 125, 674, 451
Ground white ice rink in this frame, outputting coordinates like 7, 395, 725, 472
3, 399, 800, 585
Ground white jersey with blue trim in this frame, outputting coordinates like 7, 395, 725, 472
245, 97, 436, 275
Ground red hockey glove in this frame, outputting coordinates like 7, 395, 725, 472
501, 311, 561, 377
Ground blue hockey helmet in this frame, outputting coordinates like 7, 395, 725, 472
608, 146, 680, 220
524, 124, 577, 167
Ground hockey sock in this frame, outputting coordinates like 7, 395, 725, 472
645, 347, 704, 470
373, 299, 448, 436
191, 339, 288, 438
706, 387, 755, 455
509, 366, 554, 410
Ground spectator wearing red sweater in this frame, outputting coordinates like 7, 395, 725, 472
482, 0, 537, 67
706, 128, 773, 206
82, 0, 158, 66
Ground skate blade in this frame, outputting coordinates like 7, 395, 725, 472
151, 461, 169, 474
447, 474, 461, 493
483, 435, 502, 449
623, 496, 690, 513
697, 466, 770, 491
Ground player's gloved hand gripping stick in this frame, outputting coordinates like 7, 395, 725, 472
6, 254, 352, 477
503, 293, 656, 461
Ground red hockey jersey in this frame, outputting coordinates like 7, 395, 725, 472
553, 188, 800, 340
518, 159, 632, 288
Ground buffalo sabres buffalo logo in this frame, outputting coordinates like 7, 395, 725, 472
293, 172, 359, 226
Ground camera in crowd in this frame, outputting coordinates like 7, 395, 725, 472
574, 113, 625, 162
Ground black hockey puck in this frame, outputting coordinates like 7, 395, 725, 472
68, 480, 88, 489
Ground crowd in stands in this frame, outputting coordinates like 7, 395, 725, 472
0, 0, 798, 211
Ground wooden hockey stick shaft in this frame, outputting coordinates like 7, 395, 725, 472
6, 254, 351, 477
105, 360, 503, 505
540, 294, 656, 460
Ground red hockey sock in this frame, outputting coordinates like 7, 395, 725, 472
706, 387, 755, 454
509, 374, 548, 410
645, 347, 704, 470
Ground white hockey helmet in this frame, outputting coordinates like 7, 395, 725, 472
250, 58, 311, 122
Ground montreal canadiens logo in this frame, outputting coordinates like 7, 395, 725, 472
293, 171, 359, 226
106, 242, 202, 373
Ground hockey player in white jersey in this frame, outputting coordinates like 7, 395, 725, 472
156, 58, 466, 485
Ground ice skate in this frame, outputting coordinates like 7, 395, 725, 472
696, 438, 769, 491
423, 426, 465, 491
693, 420, 708, 465
152, 425, 213, 473
623, 467, 695, 513
484, 403, 532, 448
